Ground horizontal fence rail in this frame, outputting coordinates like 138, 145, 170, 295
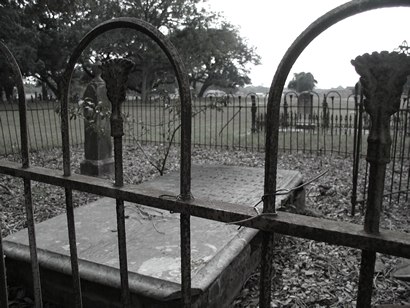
1, 91, 408, 207
2, 2, 410, 308
1, 159, 410, 259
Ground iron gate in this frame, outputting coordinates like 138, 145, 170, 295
1, 1, 410, 308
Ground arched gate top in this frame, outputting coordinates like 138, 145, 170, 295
263, 0, 410, 213
60, 17, 192, 198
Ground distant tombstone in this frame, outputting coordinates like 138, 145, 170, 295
296, 92, 315, 129
297, 92, 313, 115
80, 63, 114, 176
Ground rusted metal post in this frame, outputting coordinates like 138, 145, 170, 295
0, 41, 43, 308
0, 218, 8, 308
352, 51, 410, 307
322, 94, 329, 129
351, 82, 364, 215
101, 58, 134, 308
180, 212, 191, 307
283, 96, 288, 128
60, 18, 193, 307
251, 95, 257, 133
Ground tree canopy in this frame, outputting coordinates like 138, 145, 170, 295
287, 72, 317, 93
0, 0, 260, 100
171, 19, 260, 96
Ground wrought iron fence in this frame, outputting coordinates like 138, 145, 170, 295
1, 2, 410, 308
352, 89, 410, 213
1, 88, 408, 208
122, 91, 362, 155
2, 91, 407, 157
0, 99, 84, 155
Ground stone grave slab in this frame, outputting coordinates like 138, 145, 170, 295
4, 165, 303, 308
391, 258, 410, 281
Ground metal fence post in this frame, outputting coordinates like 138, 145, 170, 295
101, 58, 134, 308
351, 82, 364, 215
251, 95, 257, 133
352, 51, 410, 308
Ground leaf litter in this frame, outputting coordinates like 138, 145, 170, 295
0, 145, 409, 307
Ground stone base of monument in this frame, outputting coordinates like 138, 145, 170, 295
4, 165, 303, 308
295, 121, 316, 130
80, 157, 114, 176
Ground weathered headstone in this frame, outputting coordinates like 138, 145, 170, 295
296, 92, 315, 129
80, 63, 114, 176
297, 92, 313, 115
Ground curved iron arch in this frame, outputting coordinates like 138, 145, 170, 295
59, 17, 194, 306
60, 17, 192, 197
264, 0, 410, 211
0, 42, 29, 165
260, 2, 410, 306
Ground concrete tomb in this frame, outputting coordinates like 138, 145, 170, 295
4, 165, 303, 307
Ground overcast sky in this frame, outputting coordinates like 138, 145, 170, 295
204, 0, 410, 89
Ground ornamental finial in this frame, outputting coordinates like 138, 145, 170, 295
100, 58, 134, 137
351, 51, 410, 163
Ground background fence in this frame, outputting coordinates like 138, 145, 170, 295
0, 90, 409, 207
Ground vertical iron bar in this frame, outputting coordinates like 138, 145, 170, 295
11, 104, 21, 153
178, 80, 192, 308
406, 143, 410, 202
144, 96, 148, 144
0, 216, 9, 308
41, 102, 50, 147
296, 113, 299, 152
338, 95, 342, 154
180, 212, 191, 307
351, 84, 363, 215
227, 96, 231, 149
199, 98, 203, 146
23, 180, 44, 308
101, 58, 135, 308
214, 98, 218, 148
0, 40, 45, 307
65, 188, 83, 308
53, 101, 60, 147
259, 232, 275, 307
389, 115, 399, 205
331, 96, 334, 154
209, 96, 212, 148
0, 111, 8, 155
34, 100, 44, 149
4, 101, 14, 154
357, 249, 377, 307
29, 105, 39, 151
397, 106, 407, 202
303, 113, 306, 153
60, 65, 83, 307
46, 101, 55, 149
114, 142, 130, 307
73, 103, 81, 147
17, 91, 43, 307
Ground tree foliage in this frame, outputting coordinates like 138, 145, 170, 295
287, 72, 317, 93
171, 19, 260, 96
0, 0, 260, 100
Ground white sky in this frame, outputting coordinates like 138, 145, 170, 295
205, 0, 410, 89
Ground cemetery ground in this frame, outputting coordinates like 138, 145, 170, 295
0, 144, 409, 307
